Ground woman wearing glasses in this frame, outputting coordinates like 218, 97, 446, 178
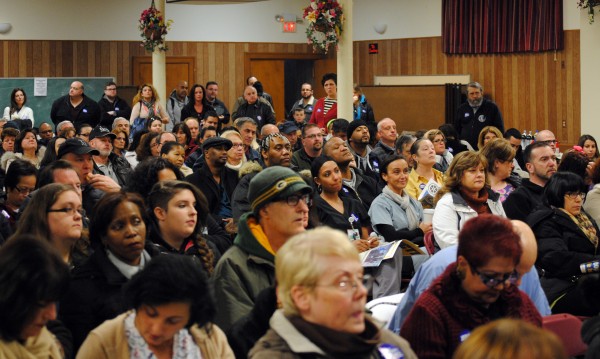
249, 227, 417, 358
401, 215, 541, 358
424, 129, 453, 173
527, 171, 600, 316
0, 159, 36, 236
221, 130, 246, 171
13, 183, 87, 266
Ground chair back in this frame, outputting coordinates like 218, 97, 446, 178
424, 231, 436, 255
542, 313, 587, 357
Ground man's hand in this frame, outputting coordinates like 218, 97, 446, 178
87, 174, 121, 193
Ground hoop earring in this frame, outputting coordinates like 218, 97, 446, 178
317, 184, 322, 193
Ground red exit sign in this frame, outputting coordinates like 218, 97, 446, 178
369, 43, 378, 54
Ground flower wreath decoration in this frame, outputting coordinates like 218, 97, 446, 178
303, 0, 344, 54
139, 0, 173, 52
578, 0, 600, 24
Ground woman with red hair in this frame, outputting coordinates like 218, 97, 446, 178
401, 214, 542, 358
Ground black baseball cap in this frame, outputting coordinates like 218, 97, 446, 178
57, 138, 100, 158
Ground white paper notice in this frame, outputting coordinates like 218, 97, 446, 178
34, 78, 47, 96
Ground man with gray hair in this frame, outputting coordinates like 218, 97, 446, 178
56, 120, 74, 136
234, 117, 260, 162
455, 81, 504, 150
111, 117, 130, 136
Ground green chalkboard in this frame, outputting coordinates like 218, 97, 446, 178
0, 77, 114, 128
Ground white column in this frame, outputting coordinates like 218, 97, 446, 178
581, 8, 600, 135
336, 0, 353, 121
153, 0, 167, 111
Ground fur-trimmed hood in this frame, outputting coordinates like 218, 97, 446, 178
0, 146, 46, 170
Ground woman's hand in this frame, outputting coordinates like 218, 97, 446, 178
353, 239, 370, 253
419, 222, 433, 233
367, 236, 379, 248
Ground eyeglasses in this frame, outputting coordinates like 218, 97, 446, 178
47, 207, 84, 216
305, 133, 323, 140
231, 143, 244, 148
280, 193, 312, 207
14, 186, 35, 194
79, 133, 90, 138
541, 139, 558, 145
315, 274, 372, 294
41, 130, 53, 134
471, 265, 518, 288
565, 192, 586, 200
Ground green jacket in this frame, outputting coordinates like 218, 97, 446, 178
213, 212, 276, 332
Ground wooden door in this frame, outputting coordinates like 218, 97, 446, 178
249, 59, 285, 123
132, 56, 195, 96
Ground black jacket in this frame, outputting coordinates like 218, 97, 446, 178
527, 208, 600, 302
185, 161, 239, 221
455, 98, 504, 150
59, 243, 161, 351
233, 101, 275, 131
98, 95, 132, 128
92, 152, 133, 188
339, 168, 381, 212
502, 179, 544, 221
180, 102, 215, 123
50, 94, 101, 128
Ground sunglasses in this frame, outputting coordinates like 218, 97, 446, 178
470, 265, 518, 288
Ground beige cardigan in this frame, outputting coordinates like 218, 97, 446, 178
76, 312, 234, 359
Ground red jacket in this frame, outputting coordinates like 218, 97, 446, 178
400, 263, 542, 359
309, 97, 337, 129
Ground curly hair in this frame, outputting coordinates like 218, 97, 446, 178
434, 151, 488, 204
125, 157, 184, 197
124, 254, 215, 330
132, 83, 160, 104
135, 131, 161, 162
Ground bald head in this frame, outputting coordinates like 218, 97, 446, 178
512, 220, 537, 280
534, 130, 557, 150
260, 124, 279, 140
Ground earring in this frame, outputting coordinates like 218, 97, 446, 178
317, 184, 322, 193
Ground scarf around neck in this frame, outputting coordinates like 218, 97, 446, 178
382, 185, 420, 230
559, 208, 599, 248
124, 311, 202, 359
459, 188, 490, 215
288, 315, 380, 359
142, 100, 156, 120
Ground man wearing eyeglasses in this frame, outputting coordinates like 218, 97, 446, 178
534, 129, 561, 161
37, 122, 54, 147
291, 123, 323, 171
98, 81, 131, 129
213, 166, 312, 332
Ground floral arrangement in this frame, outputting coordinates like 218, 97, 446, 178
139, 1, 173, 52
578, 0, 600, 24
303, 0, 344, 54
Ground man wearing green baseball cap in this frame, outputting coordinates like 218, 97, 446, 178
213, 166, 312, 331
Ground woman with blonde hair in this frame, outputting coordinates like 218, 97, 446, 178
424, 129, 453, 173
477, 125, 503, 150
221, 130, 246, 171
453, 319, 566, 359
405, 138, 444, 208
249, 227, 417, 358
432, 151, 505, 248
480, 138, 520, 202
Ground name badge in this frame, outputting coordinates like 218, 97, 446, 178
459, 329, 471, 342
419, 183, 426, 190
83, 109, 88, 113
464, 113, 470, 117
378, 343, 405, 359
347, 229, 360, 241
115, 107, 120, 111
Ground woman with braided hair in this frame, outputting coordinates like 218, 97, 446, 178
147, 180, 216, 274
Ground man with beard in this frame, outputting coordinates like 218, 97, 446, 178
455, 81, 504, 149
185, 137, 239, 225
205, 81, 230, 125
288, 83, 316, 120
231, 133, 293, 220
346, 120, 377, 179
503, 142, 557, 221
89, 126, 132, 188
324, 136, 380, 211
291, 124, 323, 171
98, 81, 131, 128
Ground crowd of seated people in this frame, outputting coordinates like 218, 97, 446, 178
1, 76, 599, 358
